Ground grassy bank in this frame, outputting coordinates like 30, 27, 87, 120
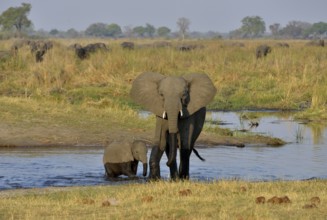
0, 95, 155, 147
0, 180, 326, 219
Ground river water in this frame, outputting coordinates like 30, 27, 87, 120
1, 111, 326, 190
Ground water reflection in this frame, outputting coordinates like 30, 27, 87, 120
205, 111, 327, 144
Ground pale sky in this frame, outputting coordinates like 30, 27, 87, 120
1, 0, 327, 33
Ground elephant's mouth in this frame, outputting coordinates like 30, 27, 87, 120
162, 110, 183, 119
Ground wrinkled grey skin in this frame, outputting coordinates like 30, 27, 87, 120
130, 72, 216, 180
103, 140, 148, 178
256, 44, 272, 58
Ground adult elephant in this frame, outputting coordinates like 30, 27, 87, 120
130, 72, 216, 179
256, 44, 271, 59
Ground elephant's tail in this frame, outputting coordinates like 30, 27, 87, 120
192, 148, 205, 161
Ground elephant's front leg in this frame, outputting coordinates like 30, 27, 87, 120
131, 160, 139, 175
179, 148, 192, 179
149, 145, 164, 180
122, 162, 137, 178
165, 139, 178, 180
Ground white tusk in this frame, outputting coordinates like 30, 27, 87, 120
162, 111, 167, 119
180, 109, 183, 117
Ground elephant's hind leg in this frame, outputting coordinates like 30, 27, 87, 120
179, 148, 191, 179
104, 164, 118, 178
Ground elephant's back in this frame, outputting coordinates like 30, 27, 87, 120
103, 141, 134, 164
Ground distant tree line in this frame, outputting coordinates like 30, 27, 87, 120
1, 3, 327, 40
229, 16, 327, 39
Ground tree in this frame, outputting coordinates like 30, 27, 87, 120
85, 23, 109, 37
240, 16, 265, 38
0, 3, 33, 36
177, 17, 190, 40
157, 26, 171, 37
229, 28, 243, 39
123, 25, 133, 38
49, 29, 59, 36
107, 23, 122, 38
269, 23, 280, 37
280, 21, 311, 38
144, 23, 155, 37
66, 28, 79, 38
309, 22, 327, 36
132, 26, 146, 37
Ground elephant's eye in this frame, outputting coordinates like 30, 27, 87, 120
159, 92, 164, 100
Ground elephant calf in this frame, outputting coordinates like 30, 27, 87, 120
103, 140, 148, 178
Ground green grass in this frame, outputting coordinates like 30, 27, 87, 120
0, 96, 148, 130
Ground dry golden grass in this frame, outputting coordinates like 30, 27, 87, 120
1, 38, 327, 115
0, 180, 326, 219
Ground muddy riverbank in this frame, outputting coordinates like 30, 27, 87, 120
0, 120, 283, 148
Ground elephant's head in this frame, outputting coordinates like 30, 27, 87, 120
131, 140, 148, 176
103, 140, 148, 176
130, 72, 216, 165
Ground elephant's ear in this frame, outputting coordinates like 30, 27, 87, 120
130, 72, 165, 116
182, 73, 217, 115
103, 141, 134, 164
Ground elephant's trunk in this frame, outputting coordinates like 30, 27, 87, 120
165, 102, 181, 167
166, 133, 177, 166
143, 163, 148, 176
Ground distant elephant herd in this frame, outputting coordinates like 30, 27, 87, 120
255, 39, 324, 59
0, 38, 325, 63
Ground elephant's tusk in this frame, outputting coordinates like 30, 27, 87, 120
162, 111, 167, 119
180, 109, 183, 117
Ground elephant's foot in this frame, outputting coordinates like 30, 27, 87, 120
127, 175, 140, 180
178, 174, 190, 180
149, 145, 163, 180
149, 167, 161, 180
168, 161, 178, 180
